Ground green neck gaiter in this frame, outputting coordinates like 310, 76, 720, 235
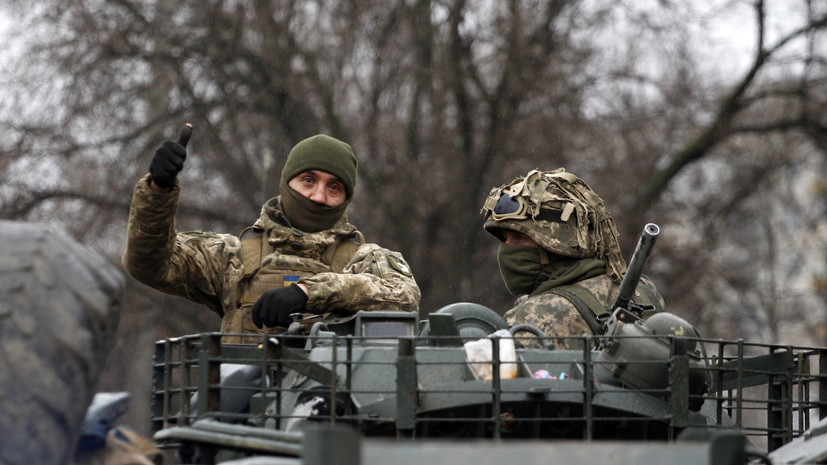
497, 243, 605, 296
279, 177, 350, 232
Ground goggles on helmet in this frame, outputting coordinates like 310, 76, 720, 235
491, 194, 529, 220
489, 193, 565, 223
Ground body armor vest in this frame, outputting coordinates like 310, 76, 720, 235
547, 276, 664, 336
220, 226, 364, 344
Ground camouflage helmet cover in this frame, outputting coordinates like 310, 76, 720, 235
481, 169, 627, 281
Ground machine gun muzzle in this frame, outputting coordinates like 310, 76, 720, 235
613, 223, 659, 312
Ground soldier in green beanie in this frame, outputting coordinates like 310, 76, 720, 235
123, 128, 420, 343
481, 169, 664, 349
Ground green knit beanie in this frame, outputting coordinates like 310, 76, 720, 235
281, 134, 358, 198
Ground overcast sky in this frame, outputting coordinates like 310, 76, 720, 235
0, 1, 819, 103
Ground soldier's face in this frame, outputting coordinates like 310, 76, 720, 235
502, 230, 539, 247
288, 170, 347, 207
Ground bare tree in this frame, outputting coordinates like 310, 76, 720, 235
1, 0, 825, 432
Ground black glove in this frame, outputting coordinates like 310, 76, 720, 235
251, 284, 309, 329
149, 124, 192, 189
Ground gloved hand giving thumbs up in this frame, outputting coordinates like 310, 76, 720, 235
149, 124, 192, 189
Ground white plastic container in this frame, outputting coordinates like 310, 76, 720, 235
464, 329, 518, 380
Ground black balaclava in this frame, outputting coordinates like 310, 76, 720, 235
279, 134, 358, 232
497, 243, 605, 296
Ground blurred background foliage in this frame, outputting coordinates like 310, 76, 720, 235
1, 0, 825, 433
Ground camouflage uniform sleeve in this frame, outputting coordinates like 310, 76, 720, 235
637, 275, 666, 312
122, 174, 243, 315
301, 243, 421, 313
504, 294, 592, 350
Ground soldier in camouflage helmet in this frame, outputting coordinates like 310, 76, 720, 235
123, 127, 420, 343
481, 169, 664, 349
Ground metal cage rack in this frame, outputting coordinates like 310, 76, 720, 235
150, 330, 827, 456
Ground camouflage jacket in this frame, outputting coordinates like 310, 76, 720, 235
123, 175, 420, 341
503, 273, 664, 349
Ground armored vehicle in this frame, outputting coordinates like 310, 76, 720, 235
0, 220, 125, 465
148, 225, 827, 465
148, 305, 827, 465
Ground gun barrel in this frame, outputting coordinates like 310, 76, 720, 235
614, 223, 659, 310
